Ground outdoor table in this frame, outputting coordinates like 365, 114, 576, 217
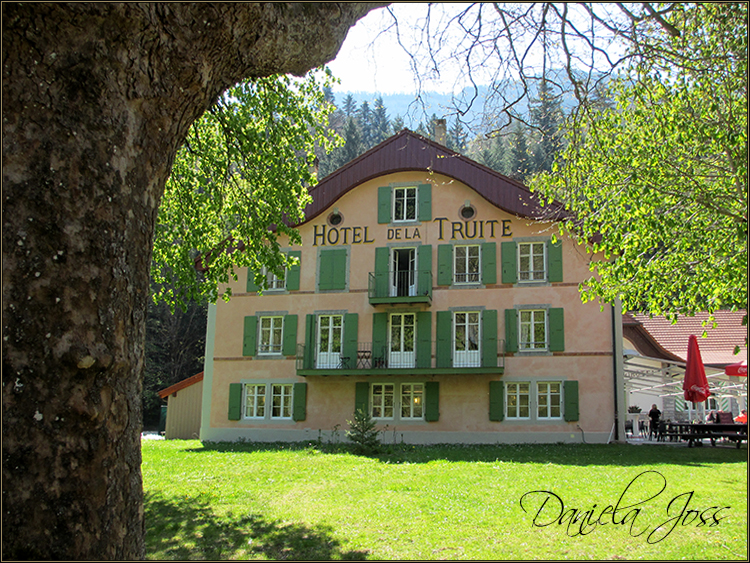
669, 422, 747, 448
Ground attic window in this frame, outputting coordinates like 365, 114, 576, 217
460, 204, 476, 220
328, 211, 343, 227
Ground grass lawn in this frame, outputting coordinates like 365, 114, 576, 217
142, 440, 747, 560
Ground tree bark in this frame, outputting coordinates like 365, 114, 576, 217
2, 3, 385, 559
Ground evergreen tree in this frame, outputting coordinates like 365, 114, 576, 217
504, 122, 530, 181
391, 114, 405, 134
447, 118, 468, 152
342, 93, 357, 118
529, 78, 564, 173
358, 100, 373, 148
345, 408, 381, 455
371, 96, 390, 145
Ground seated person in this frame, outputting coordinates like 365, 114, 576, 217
706, 410, 717, 423
735, 409, 748, 424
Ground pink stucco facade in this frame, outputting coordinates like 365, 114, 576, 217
200, 132, 620, 444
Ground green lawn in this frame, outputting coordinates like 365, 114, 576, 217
142, 440, 747, 560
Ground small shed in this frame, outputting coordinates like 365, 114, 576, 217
158, 372, 204, 439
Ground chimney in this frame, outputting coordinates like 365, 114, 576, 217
434, 118, 447, 145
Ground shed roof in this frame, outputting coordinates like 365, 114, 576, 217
158, 372, 204, 400
299, 129, 564, 226
625, 311, 747, 367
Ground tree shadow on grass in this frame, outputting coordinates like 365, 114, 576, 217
184, 440, 747, 468
144, 491, 369, 560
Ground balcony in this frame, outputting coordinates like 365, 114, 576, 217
296, 340, 504, 376
368, 270, 432, 305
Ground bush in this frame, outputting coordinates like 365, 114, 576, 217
627, 405, 642, 413
345, 408, 380, 455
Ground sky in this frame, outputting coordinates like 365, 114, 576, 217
327, 3, 467, 95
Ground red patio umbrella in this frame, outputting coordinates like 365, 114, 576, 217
683, 335, 711, 403
725, 360, 747, 377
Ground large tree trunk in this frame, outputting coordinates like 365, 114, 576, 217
2, 3, 384, 559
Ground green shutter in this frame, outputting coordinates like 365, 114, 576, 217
228, 383, 243, 420
243, 316, 257, 356
246, 268, 260, 293
304, 314, 316, 369
417, 311, 432, 368
319, 248, 347, 291
418, 183, 432, 222
436, 311, 452, 368
564, 380, 579, 422
342, 313, 359, 369
417, 244, 432, 296
482, 310, 498, 368
378, 186, 391, 224
374, 247, 390, 298
437, 244, 453, 286
482, 242, 497, 285
372, 313, 388, 367
292, 382, 307, 421
355, 381, 370, 414
548, 240, 563, 283
548, 308, 565, 351
282, 315, 298, 356
504, 309, 518, 353
424, 381, 439, 421
501, 241, 517, 284
489, 381, 504, 421
332, 248, 347, 290
286, 251, 301, 291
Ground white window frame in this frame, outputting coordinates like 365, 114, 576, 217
505, 382, 531, 419
316, 314, 343, 369
518, 242, 547, 282
371, 383, 395, 419
400, 383, 424, 419
270, 383, 294, 419
243, 383, 267, 419
453, 311, 481, 367
537, 381, 562, 420
258, 315, 284, 355
261, 265, 286, 291
370, 382, 426, 421
242, 382, 294, 420
519, 309, 548, 351
392, 186, 417, 223
454, 244, 481, 284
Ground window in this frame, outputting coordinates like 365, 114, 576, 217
537, 382, 562, 419
454, 245, 480, 284
371, 383, 395, 418
506, 382, 530, 419
501, 381, 567, 421
389, 313, 416, 368
393, 187, 417, 222
243, 383, 292, 419
317, 314, 343, 368
519, 309, 547, 351
400, 383, 424, 419
261, 266, 285, 290
271, 384, 293, 419
371, 383, 424, 420
454, 311, 480, 367
244, 384, 266, 418
259, 316, 284, 355
318, 248, 348, 291
518, 242, 546, 282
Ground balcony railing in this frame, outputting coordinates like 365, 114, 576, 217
368, 270, 432, 304
296, 339, 504, 374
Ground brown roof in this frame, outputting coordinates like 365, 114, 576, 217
299, 129, 564, 226
158, 372, 204, 400
628, 311, 748, 366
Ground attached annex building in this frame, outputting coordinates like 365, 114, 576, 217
200, 130, 623, 444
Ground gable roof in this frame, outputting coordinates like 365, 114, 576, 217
624, 311, 747, 367
300, 129, 563, 226
158, 371, 204, 399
